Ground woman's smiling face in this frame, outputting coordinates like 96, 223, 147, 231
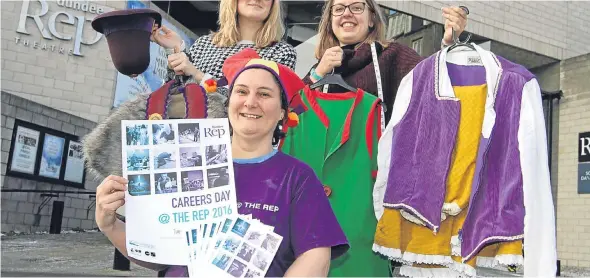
331, 0, 373, 45
228, 68, 284, 142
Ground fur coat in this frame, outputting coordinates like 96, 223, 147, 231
82, 79, 227, 181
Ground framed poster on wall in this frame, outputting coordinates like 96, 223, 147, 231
38, 134, 66, 179
6, 119, 86, 189
9, 126, 41, 175
64, 141, 86, 184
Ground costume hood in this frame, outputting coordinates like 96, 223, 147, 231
82, 76, 227, 180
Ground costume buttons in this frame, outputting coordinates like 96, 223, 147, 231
323, 185, 332, 197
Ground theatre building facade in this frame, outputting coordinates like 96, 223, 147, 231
0, 0, 198, 233
1, 0, 590, 270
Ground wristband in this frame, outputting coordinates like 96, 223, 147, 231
311, 68, 323, 81
165, 47, 174, 55
165, 40, 186, 55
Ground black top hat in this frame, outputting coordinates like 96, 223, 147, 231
92, 9, 162, 76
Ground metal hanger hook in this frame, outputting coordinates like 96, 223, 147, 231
452, 27, 472, 45
451, 5, 471, 44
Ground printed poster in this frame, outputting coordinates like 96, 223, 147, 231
38, 134, 65, 179
121, 118, 238, 265
10, 126, 40, 174
64, 141, 85, 183
112, 0, 197, 107
201, 216, 283, 278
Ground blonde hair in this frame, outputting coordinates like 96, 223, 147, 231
315, 0, 388, 60
212, 0, 285, 48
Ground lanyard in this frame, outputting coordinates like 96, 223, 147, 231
321, 42, 386, 134
370, 42, 386, 134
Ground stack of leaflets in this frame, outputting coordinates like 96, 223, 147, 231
183, 215, 283, 277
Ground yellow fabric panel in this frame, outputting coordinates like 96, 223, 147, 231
497, 240, 523, 256
374, 207, 402, 250
443, 84, 487, 211
374, 84, 524, 275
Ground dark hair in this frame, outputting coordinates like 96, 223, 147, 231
225, 73, 288, 147
272, 88, 289, 146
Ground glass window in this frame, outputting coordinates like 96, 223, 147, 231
412, 38, 423, 55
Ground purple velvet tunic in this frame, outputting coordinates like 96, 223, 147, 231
382, 51, 535, 261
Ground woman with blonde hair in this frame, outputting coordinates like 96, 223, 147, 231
151, 0, 297, 95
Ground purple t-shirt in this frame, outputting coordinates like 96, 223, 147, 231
164, 150, 349, 277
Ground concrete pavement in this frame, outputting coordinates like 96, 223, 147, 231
1, 231, 155, 277
1, 231, 584, 277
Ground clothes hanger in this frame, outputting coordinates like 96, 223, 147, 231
446, 6, 475, 52
446, 27, 475, 52
309, 68, 357, 93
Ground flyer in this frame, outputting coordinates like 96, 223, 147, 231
121, 118, 238, 265
184, 215, 283, 278
213, 217, 282, 277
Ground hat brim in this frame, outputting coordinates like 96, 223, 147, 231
92, 8, 162, 34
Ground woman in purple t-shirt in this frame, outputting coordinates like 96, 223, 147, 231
94, 49, 350, 277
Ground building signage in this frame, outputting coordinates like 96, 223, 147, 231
578, 131, 590, 194
15, 0, 110, 57
580, 132, 590, 163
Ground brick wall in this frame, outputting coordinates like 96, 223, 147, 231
1, 92, 100, 233
393, 23, 443, 58
381, 1, 590, 60
1, 0, 196, 123
556, 53, 590, 267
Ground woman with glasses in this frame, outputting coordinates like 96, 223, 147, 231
298, 0, 468, 276
306, 0, 467, 122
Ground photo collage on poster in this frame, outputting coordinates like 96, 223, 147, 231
184, 216, 283, 278
122, 121, 230, 197
206, 217, 283, 278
